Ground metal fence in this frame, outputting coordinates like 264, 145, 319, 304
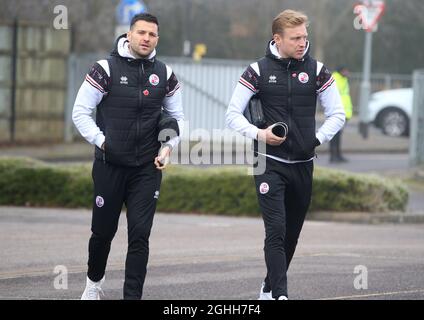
64, 55, 412, 142
0, 20, 70, 144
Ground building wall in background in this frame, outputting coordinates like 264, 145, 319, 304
0, 21, 70, 143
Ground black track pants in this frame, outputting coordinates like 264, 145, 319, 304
87, 159, 162, 300
254, 156, 313, 298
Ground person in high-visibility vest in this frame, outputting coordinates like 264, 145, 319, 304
330, 66, 353, 162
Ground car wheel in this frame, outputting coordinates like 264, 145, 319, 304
380, 109, 409, 137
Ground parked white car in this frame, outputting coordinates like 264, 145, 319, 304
367, 88, 412, 137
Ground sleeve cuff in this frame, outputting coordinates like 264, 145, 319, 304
164, 136, 180, 150
314, 138, 321, 147
248, 126, 260, 140
316, 132, 325, 145
94, 134, 105, 149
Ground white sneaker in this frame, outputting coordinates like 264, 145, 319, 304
81, 276, 105, 300
258, 282, 273, 300
277, 295, 288, 300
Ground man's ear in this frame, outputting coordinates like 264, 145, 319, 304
273, 33, 282, 45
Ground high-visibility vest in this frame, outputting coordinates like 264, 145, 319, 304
332, 71, 353, 120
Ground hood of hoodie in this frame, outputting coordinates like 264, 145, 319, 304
110, 34, 157, 61
265, 39, 311, 66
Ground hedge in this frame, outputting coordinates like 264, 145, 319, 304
0, 157, 408, 215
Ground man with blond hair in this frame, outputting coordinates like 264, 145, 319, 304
226, 10, 345, 300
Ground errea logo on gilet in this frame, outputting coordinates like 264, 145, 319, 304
120, 76, 128, 85
268, 75, 277, 83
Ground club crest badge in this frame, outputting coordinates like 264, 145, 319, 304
149, 74, 160, 86
298, 72, 309, 84
259, 182, 270, 194
96, 196, 104, 208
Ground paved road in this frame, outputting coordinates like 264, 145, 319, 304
315, 152, 410, 174
1, 207, 424, 300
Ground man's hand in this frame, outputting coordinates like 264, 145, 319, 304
101, 142, 105, 151
257, 126, 286, 146
154, 146, 171, 170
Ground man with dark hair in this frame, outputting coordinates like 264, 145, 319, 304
226, 9, 345, 300
131, 12, 159, 31
73, 12, 184, 300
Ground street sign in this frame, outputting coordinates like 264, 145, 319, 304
354, 0, 385, 32
116, 0, 147, 26
115, 0, 147, 38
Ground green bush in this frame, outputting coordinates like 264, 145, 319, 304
0, 157, 408, 215
158, 166, 259, 215
0, 158, 93, 207
311, 167, 409, 213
